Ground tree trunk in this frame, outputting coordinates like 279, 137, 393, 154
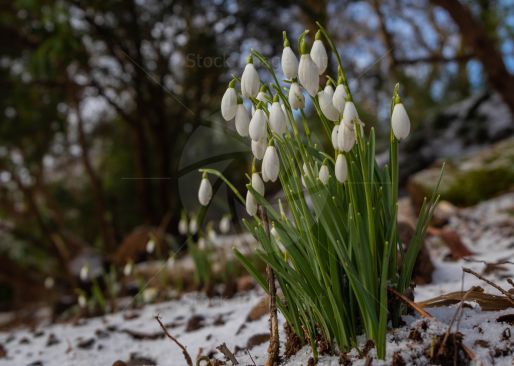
431, 0, 514, 117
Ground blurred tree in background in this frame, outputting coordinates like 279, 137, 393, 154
0, 0, 513, 305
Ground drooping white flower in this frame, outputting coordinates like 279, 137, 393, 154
234, 103, 250, 137
146, 238, 155, 254
262, 165, 270, 182
241, 56, 260, 98
262, 145, 280, 182
246, 190, 258, 216
281, 33, 298, 79
342, 101, 359, 126
269, 100, 286, 135
142, 287, 157, 303
178, 216, 188, 235
189, 216, 198, 234
318, 86, 339, 121
331, 124, 339, 150
221, 81, 237, 121
252, 172, 265, 196
219, 215, 231, 234
288, 82, 304, 110
78, 294, 87, 308
123, 261, 133, 276
44, 277, 55, 289
337, 122, 356, 152
198, 237, 207, 250
319, 164, 330, 184
249, 108, 268, 141
332, 84, 346, 114
251, 138, 267, 160
335, 154, 348, 183
391, 102, 410, 140
80, 264, 89, 281
298, 54, 319, 97
310, 33, 328, 74
207, 227, 217, 241
198, 176, 213, 206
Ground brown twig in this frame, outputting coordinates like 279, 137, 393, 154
155, 315, 193, 366
388, 287, 433, 319
462, 267, 514, 306
216, 343, 239, 365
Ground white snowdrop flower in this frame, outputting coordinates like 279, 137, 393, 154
78, 294, 87, 308
288, 82, 304, 110
198, 237, 207, 250
241, 56, 260, 98
252, 172, 265, 196
44, 277, 55, 289
251, 138, 267, 160
189, 216, 198, 234
319, 164, 330, 185
234, 103, 250, 137
337, 122, 356, 152
207, 227, 217, 241
342, 101, 359, 126
221, 80, 237, 121
249, 107, 268, 141
262, 165, 270, 182
146, 238, 155, 254
178, 216, 188, 235
391, 102, 410, 140
167, 256, 175, 268
310, 32, 328, 74
332, 84, 346, 114
256, 85, 269, 104
318, 86, 339, 121
281, 32, 298, 79
331, 124, 339, 150
123, 261, 133, 277
198, 176, 213, 206
219, 215, 231, 234
335, 154, 348, 183
269, 99, 286, 135
262, 145, 280, 182
298, 54, 319, 97
246, 190, 258, 216
80, 264, 89, 281
142, 287, 158, 303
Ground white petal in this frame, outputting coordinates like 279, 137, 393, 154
318, 89, 339, 121
251, 138, 267, 160
337, 123, 356, 152
241, 63, 260, 98
198, 178, 213, 206
221, 87, 237, 121
251, 172, 265, 196
310, 40, 328, 74
331, 125, 339, 150
235, 104, 250, 137
219, 216, 231, 234
178, 218, 188, 235
335, 154, 348, 183
332, 85, 346, 114
281, 47, 298, 79
249, 109, 268, 141
288, 82, 304, 110
262, 146, 280, 182
298, 54, 319, 97
269, 102, 286, 135
246, 190, 258, 216
391, 103, 410, 140
342, 101, 359, 126
319, 165, 330, 185
256, 91, 269, 104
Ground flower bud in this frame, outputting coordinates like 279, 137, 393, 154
288, 82, 304, 110
234, 103, 250, 137
342, 101, 359, 126
198, 177, 213, 206
251, 138, 267, 160
241, 57, 260, 98
221, 82, 237, 121
335, 154, 348, 183
252, 172, 265, 196
146, 239, 155, 254
331, 124, 339, 150
298, 54, 319, 97
281, 33, 298, 79
262, 145, 280, 182
219, 215, 231, 234
310, 33, 328, 74
337, 122, 355, 152
246, 190, 258, 216
80, 264, 89, 281
319, 164, 330, 185
269, 101, 286, 135
249, 108, 268, 141
391, 102, 410, 140
178, 216, 188, 235
318, 86, 339, 121
332, 84, 346, 114
189, 217, 198, 234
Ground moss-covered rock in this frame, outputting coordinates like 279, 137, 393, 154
408, 137, 514, 207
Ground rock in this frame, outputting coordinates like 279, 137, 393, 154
237, 275, 256, 292
408, 137, 514, 207
246, 333, 270, 349
431, 201, 458, 227
246, 296, 269, 322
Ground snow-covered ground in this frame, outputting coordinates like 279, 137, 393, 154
1, 193, 514, 365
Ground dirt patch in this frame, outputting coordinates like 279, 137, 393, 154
121, 329, 164, 340
496, 313, 514, 325
284, 323, 302, 358
185, 314, 205, 332
246, 296, 269, 322
77, 338, 95, 349
246, 333, 270, 349
392, 352, 406, 366
425, 332, 471, 366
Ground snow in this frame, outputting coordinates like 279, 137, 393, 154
1, 193, 514, 365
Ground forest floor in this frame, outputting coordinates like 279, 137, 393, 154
1, 193, 514, 365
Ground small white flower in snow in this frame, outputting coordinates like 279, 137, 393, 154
262, 145, 280, 182
251, 138, 267, 160
249, 108, 268, 141
288, 82, 304, 110
198, 176, 213, 206
335, 154, 348, 183
391, 102, 410, 140
241, 56, 260, 98
221, 80, 237, 121
310, 32, 328, 74
142, 287, 158, 303
319, 164, 330, 185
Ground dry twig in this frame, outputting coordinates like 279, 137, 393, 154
155, 315, 193, 366
216, 343, 239, 365
462, 267, 514, 306
388, 287, 433, 319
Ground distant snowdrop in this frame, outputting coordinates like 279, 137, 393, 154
221, 80, 237, 121
391, 102, 410, 140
